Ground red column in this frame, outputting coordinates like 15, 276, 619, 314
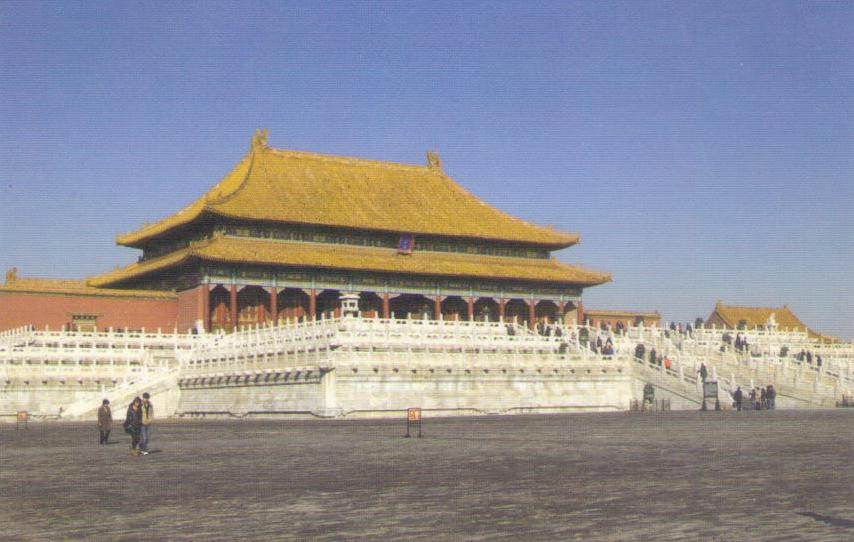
467, 297, 475, 321
216, 291, 225, 330
382, 293, 390, 319
577, 300, 585, 325
270, 287, 278, 324
201, 283, 210, 332
229, 284, 238, 331
528, 300, 536, 330
498, 298, 506, 321
309, 289, 317, 320
558, 301, 566, 324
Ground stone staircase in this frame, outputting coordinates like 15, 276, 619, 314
61, 365, 180, 420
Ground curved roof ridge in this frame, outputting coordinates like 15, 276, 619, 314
433, 169, 579, 241
116, 151, 255, 246
264, 146, 431, 173
203, 149, 258, 206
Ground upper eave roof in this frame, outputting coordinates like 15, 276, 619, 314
91, 235, 610, 289
116, 132, 579, 249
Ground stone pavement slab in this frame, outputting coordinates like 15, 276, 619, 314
1, 410, 853, 541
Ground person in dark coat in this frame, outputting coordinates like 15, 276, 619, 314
698, 363, 708, 383
124, 397, 143, 456
97, 399, 113, 445
733, 386, 743, 411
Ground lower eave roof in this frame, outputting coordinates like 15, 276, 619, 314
90, 235, 611, 289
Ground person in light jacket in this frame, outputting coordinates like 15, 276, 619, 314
97, 399, 112, 445
139, 392, 154, 455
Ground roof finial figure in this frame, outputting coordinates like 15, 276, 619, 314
5, 267, 18, 284
426, 150, 442, 171
251, 129, 269, 151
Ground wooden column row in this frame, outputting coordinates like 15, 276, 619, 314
200, 283, 576, 332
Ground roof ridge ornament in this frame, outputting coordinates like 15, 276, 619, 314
251, 129, 269, 152
426, 150, 442, 171
5, 267, 18, 284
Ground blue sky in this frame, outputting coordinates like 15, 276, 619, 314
1, 1, 852, 339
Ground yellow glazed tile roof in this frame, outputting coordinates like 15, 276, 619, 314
117, 132, 578, 248
0, 276, 176, 299
90, 235, 610, 288
711, 302, 806, 331
709, 302, 838, 343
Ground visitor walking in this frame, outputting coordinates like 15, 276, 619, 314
124, 397, 143, 456
97, 399, 112, 445
766, 385, 776, 409
139, 392, 154, 455
698, 363, 708, 383
733, 386, 743, 411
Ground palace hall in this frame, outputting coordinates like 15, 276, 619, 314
0, 130, 610, 333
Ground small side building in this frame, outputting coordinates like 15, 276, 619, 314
583, 309, 661, 329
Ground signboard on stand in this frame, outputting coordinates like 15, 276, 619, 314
703, 382, 719, 399
405, 407, 422, 438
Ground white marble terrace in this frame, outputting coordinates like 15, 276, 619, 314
2, 315, 852, 415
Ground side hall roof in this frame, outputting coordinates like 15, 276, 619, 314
0, 275, 176, 300
116, 130, 579, 249
91, 235, 610, 289
708, 301, 839, 343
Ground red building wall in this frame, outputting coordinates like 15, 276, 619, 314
583, 311, 661, 329
176, 286, 204, 333
0, 292, 177, 332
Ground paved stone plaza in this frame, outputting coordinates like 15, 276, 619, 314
1, 410, 852, 541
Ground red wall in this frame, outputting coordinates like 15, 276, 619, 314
0, 292, 177, 332
176, 286, 204, 333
